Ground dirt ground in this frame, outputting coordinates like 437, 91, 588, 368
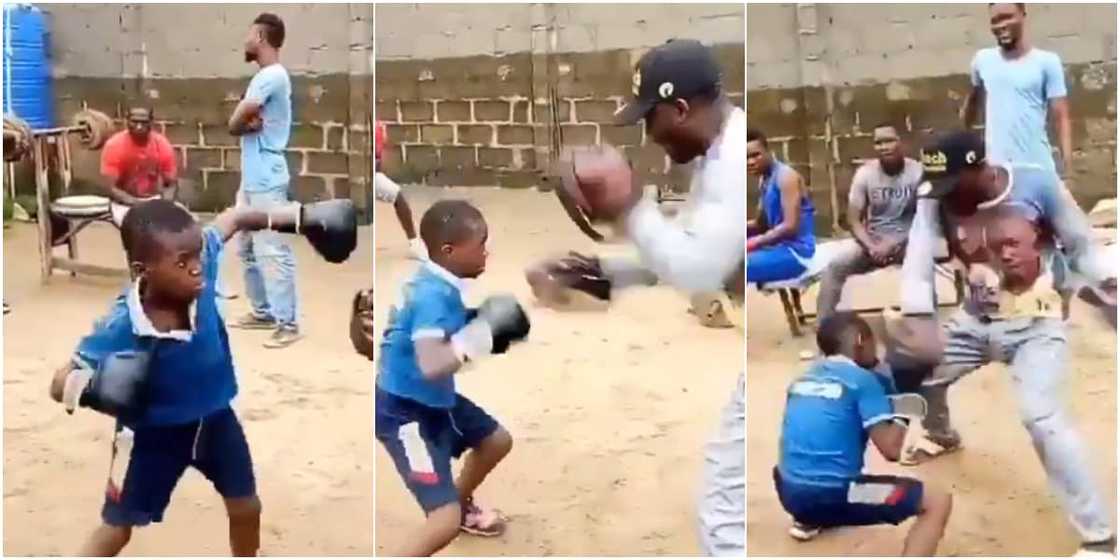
3, 219, 373, 556
373, 187, 742, 556
745, 261, 1118, 556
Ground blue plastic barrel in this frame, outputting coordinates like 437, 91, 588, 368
3, 4, 53, 129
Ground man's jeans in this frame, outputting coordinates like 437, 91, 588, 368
237, 188, 298, 328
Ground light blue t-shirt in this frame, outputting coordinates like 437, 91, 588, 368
971, 47, 1067, 172
240, 63, 292, 192
375, 262, 470, 409
778, 357, 894, 488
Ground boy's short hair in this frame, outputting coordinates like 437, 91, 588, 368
419, 199, 485, 248
816, 312, 868, 357
120, 199, 197, 263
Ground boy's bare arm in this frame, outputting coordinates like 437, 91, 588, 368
414, 338, 463, 380
49, 362, 72, 403
868, 421, 907, 462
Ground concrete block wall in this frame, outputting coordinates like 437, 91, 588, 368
25, 3, 373, 213
747, 3, 1117, 234
375, 4, 744, 192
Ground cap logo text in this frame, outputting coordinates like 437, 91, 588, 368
922, 150, 947, 173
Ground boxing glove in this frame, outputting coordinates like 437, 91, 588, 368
64, 351, 151, 419
451, 294, 530, 362
278, 200, 357, 264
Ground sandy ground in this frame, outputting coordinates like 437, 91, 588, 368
745, 261, 1118, 556
373, 187, 742, 556
3, 219, 373, 556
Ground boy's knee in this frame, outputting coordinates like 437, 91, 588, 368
922, 485, 953, 517
488, 427, 513, 457
226, 495, 262, 521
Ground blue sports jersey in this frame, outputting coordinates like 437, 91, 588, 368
760, 159, 815, 258
376, 262, 470, 408
778, 356, 894, 488
73, 226, 237, 427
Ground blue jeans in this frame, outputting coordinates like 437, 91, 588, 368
237, 188, 298, 328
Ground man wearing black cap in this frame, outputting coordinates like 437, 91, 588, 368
886, 130, 1115, 555
529, 38, 746, 555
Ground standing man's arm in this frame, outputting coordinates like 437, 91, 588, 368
228, 99, 263, 137
229, 72, 276, 137
746, 171, 802, 252
962, 87, 986, 128
899, 197, 945, 315
1043, 53, 1073, 175
625, 165, 746, 294
962, 53, 986, 128
1050, 98, 1073, 175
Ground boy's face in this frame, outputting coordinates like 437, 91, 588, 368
439, 220, 489, 279
135, 225, 205, 304
988, 212, 1043, 286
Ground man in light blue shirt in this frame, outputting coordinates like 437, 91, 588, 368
227, 12, 300, 348
963, 3, 1072, 174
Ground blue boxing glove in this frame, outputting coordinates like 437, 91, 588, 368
63, 351, 150, 419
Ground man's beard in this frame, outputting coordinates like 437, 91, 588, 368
244, 50, 257, 63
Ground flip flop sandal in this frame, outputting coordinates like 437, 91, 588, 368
460, 502, 507, 537
901, 434, 962, 466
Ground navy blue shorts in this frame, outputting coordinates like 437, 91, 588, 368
102, 407, 256, 526
773, 468, 923, 528
375, 388, 500, 513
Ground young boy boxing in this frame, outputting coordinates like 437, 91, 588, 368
49, 197, 355, 556
776, 312, 953, 556
375, 199, 530, 556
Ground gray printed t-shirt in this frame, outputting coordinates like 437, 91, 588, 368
847, 158, 923, 238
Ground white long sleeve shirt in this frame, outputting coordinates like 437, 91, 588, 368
623, 106, 747, 294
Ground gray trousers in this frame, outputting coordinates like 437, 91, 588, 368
920, 311, 1112, 543
817, 239, 902, 321
698, 372, 745, 556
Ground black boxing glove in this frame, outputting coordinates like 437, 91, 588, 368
274, 200, 358, 263
451, 294, 530, 361
63, 351, 151, 420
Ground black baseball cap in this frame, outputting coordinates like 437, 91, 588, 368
615, 39, 722, 125
918, 130, 986, 198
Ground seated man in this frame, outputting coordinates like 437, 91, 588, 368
746, 128, 815, 283
100, 107, 178, 226
817, 124, 922, 321
776, 312, 952, 556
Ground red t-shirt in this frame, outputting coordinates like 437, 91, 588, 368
100, 130, 178, 198
375, 120, 387, 161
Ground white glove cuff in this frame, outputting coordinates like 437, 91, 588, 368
450, 319, 493, 363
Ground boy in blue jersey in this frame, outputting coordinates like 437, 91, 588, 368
47, 197, 356, 556
776, 312, 952, 556
376, 199, 531, 556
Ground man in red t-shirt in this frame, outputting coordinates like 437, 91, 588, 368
100, 107, 179, 226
